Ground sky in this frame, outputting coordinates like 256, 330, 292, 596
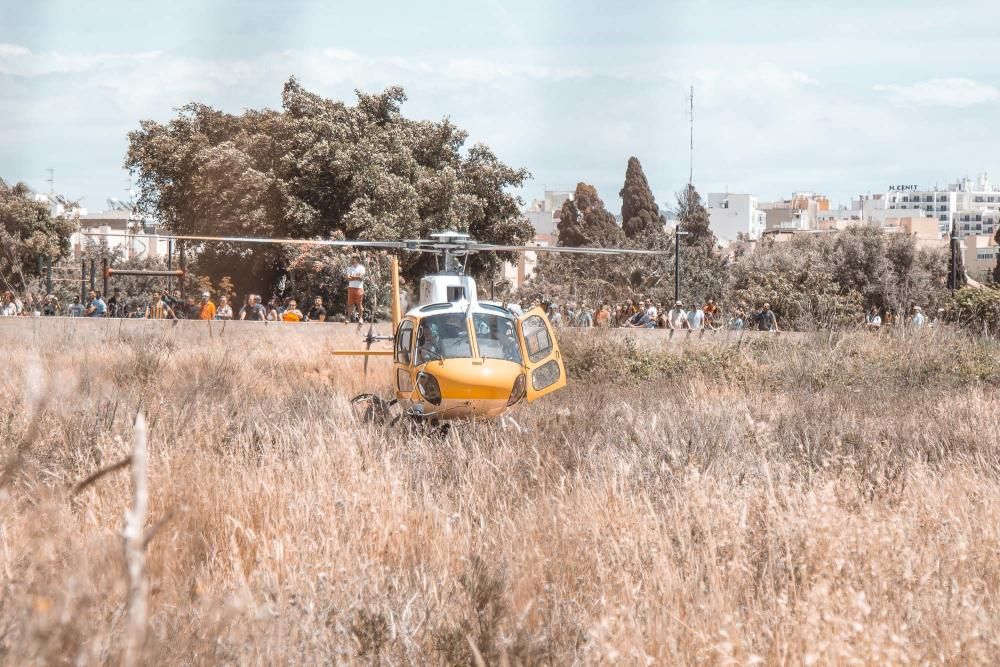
3, 0, 1000, 215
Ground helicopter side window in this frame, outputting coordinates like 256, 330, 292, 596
472, 313, 522, 363
415, 313, 472, 364
395, 321, 414, 364
522, 315, 553, 363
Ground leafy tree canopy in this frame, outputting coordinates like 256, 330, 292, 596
556, 182, 624, 248
620, 157, 665, 240
993, 227, 1000, 284
0, 179, 75, 293
126, 78, 533, 292
675, 184, 716, 251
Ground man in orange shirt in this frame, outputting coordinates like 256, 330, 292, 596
198, 292, 217, 320
281, 299, 304, 322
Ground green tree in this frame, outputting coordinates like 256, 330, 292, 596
675, 184, 716, 251
125, 78, 532, 293
993, 227, 1000, 284
556, 183, 623, 248
619, 157, 665, 240
0, 180, 75, 294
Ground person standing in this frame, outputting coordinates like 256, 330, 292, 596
0, 292, 16, 317
866, 306, 882, 331
910, 306, 926, 328
703, 298, 719, 328
239, 294, 266, 321
595, 304, 610, 328
281, 299, 304, 322
667, 301, 689, 330
306, 296, 327, 322
197, 292, 216, 320
85, 290, 107, 317
107, 287, 129, 318
688, 301, 705, 330
265, 296, 282, 321
345, 254, 366, 322
41, 294, 59, 316
146, 291, 174, 320
67, 296, 85, 318
755, 303, 778, 332
216, 295, 233, 320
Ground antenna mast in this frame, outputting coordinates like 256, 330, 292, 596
45, 168, 54, 196
687, 85, 694, 187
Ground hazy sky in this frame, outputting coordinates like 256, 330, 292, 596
3, 0, 1000, 214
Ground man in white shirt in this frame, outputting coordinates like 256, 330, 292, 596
644, 301, 657, 328
667, 301, 689, 330
345, 254, 366, 322
688, 302, 705, 330
911, 306, 926, 328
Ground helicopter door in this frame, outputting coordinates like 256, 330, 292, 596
516, 307, 567, 402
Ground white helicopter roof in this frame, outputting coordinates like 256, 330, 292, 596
405, 272, 520, 319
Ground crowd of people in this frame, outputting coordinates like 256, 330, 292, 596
0, 255, 371, 324
0, 289, 342, 323
2, 280, 933, 332
533, 297, 780, 331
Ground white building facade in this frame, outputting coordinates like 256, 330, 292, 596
864, 173, 1000, 239
706, 192, 766, 244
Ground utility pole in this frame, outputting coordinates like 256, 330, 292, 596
674, 224, 681, 303
674, 85, 695, 303
949, 216, 960, 290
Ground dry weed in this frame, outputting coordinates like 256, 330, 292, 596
0, 320, 997, 664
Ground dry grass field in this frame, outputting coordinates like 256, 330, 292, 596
1, 318, 999, 665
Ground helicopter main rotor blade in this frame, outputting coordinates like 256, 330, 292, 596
466, 243, 673, 256
81, 231, 672, 256
81, 231, 411, 250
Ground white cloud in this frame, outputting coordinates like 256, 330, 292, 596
873, 78, 1000, 108
321, 48, 364, 63
0, 43, 31, 57
0, 43, 161, 77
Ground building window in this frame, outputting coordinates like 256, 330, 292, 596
940, 214, 948, 221
925, 196, 933, 202
975, 196, 984, 202
938, 196, 948, 202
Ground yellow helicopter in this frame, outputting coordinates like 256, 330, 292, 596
325, 231, 671, 428
86, 229, 669, 427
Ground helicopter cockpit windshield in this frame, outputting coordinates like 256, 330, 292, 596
472, 313, 523, 364
415, 313, 472, 364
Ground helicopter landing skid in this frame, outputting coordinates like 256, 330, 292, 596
350, 393, 398, 423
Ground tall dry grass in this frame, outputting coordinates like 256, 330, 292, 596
0, 320, 998, 664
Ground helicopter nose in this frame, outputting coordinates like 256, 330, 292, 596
428, 359, 523, 402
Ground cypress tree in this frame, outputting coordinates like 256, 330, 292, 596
620, 157, 665, 240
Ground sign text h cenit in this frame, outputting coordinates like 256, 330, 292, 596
888, 184, 919, 191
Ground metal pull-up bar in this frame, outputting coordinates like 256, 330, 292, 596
101, 253, 187, 299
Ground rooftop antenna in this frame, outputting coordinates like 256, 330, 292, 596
45, 168, 54, 196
